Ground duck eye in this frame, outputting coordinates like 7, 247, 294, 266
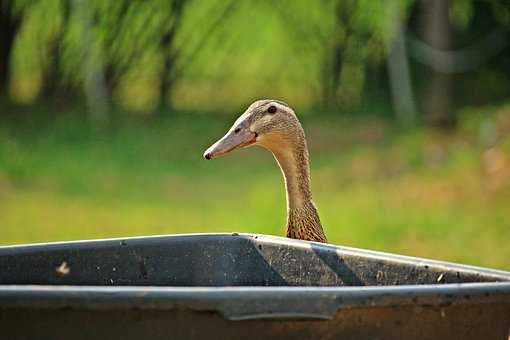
267, 105, 277, 114
234, 127, 241, 134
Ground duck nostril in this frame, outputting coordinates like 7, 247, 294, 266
234, 128, 241, 134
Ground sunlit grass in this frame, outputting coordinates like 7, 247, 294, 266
0, 105, 509, 270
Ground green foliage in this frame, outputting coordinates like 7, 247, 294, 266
4, 0, 510, 112
450, 0, 474, 30
4, 0, 418, 110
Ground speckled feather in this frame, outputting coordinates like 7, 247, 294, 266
287, 201, 327, 242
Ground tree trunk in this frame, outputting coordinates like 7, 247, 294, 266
387, 23, 417, 124
0, 0, 20, 100
160, 53, 175, 111
419, 0, 455, 127
73, 0, 110, 127
41, 0, 71, 106
159, 0, 187, 112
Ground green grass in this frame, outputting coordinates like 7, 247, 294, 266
1, 105, 509, 270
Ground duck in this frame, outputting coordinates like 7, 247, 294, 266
203, 99, 327, 243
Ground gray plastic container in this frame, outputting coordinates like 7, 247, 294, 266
1, 233, 509, 339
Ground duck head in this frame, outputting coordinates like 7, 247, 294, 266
203, 99, 300, 160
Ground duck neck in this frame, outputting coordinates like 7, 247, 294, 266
272, 141, 312, 210
270, 137, 327, 243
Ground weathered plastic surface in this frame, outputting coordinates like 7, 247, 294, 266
0, 233, 509, 340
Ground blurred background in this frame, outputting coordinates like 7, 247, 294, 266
0, 0, 509, 269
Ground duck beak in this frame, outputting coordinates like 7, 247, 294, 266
203, 127, 257, 160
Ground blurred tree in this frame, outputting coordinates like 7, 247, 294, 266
159, 0, 188, 110
387, 24, 417, 124
418, 0, 455, 127
276, 0, 412, 111
0, 0, 21, 99
386, 9, 417, 124
158, 0, 237, 111
1, 0, 510, 121
409, 0, 510, 127
41, 0, 71, 101
3, 0, 239, 114
73, 0, 110, 125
